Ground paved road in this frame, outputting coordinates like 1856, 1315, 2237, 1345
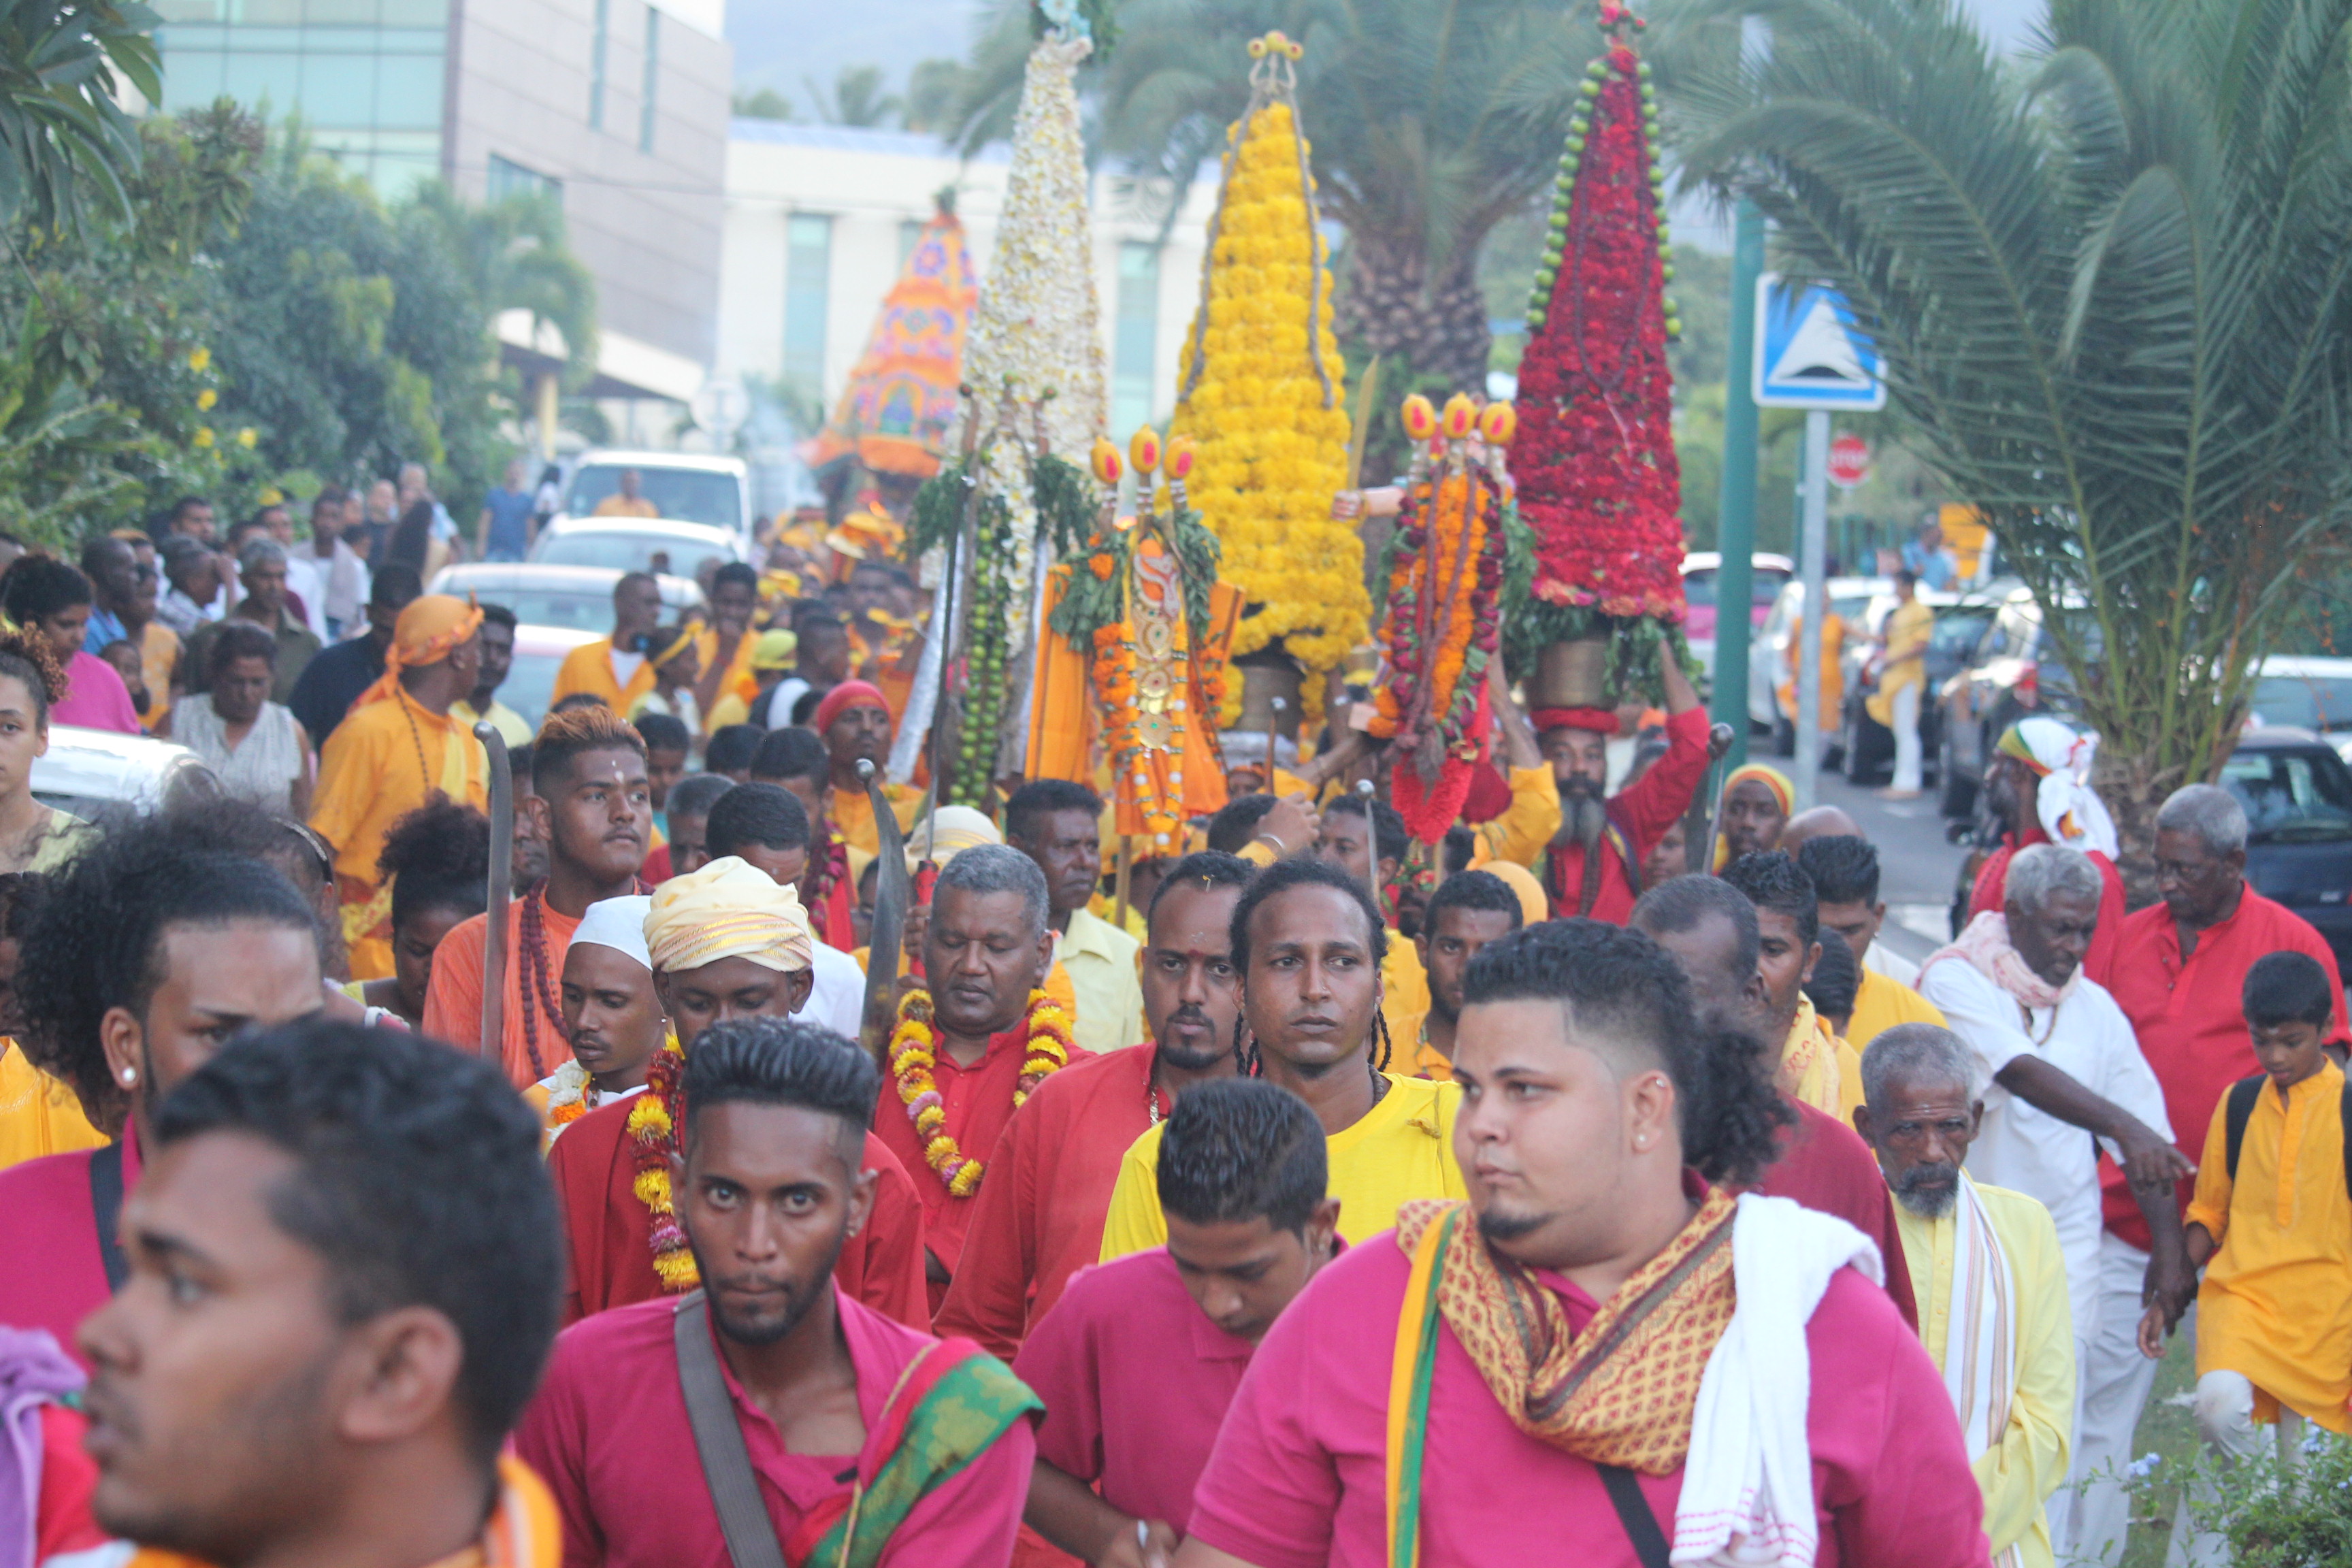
1807, 770, 1970, 965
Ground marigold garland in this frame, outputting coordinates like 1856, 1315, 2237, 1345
1171, 35, 1364, 717
888, 986, 1073, 1196
627, 1036, 698, 1292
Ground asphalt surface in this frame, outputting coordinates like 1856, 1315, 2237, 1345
1808, 769, 1971, 964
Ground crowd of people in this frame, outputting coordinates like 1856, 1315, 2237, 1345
0, 483, 2338, 1568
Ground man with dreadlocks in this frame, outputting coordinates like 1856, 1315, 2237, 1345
422, 704, 653, 1087
1535, 650, 1716, 922
307, 593, 485, 979
937, 851, 1253, 1362
1098, 858, 1467, 1258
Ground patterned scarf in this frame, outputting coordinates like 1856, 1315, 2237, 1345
1776, 997, 1843, 1115
1392, 1186, 1739, 1477
1925, 910, 2075, 1012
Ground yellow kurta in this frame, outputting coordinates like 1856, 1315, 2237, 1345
1469, 766, 1564, 870
1058, 906, 1145, 1055
310, 696, 489, 980
2186, 1061, 2352, 1433
1098, 1073, 1466, 1258
1848, 966, 1948, 1051
830, 782, 923, 858
1780, 997, 1866, 1124
1867, 599, 1937, 727
1382, 940, 1430, 1070
1895, 1178, 2075, 1568
549, 638, 657, 712
0, 1041, 104, 1171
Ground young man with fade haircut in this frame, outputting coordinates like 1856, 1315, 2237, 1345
0, 830, 328, 1365
1720, 850, 1866, 1122
451, 600, 532, 749
1534, 649, 1714, 921
1855, 1024, 2075, 1568
1007, 778, 1145, 1056
872, 843, 1068, 1313
1395, 868, 1524, 1078
1919, 841, 2191, 1560
549, 570, 666, 711
753, 724, 860, 952
1797, 833, 1946, 1049
1099, 858, 1467, 1258
702, 781, 864, 1039
546, 856, 926, 1328
644, 770, 733, 883
519, 1017, 1039, 1568
1629, 872, 1920, 1328
1018, 1077, 1338, 1568
1173, 919, 1988, 1568
60, 1021, 566, 1567
424, 704, 653, 1087
813, 678, 920, 858
936, 851, 1254, 1362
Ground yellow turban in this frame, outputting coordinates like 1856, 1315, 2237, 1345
642, 856, 814, 975
355, 594, 484, 708
1485, 860, 1550, 926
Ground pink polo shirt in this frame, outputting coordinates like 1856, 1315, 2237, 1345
1186, 1223, 1991, 1568
514, 1288, 1035, 1568
1013, 1247, 1271, 1534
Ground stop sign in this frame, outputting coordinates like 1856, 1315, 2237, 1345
1827, 432, 1870, 489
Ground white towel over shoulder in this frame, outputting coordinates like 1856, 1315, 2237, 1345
1670, 1193, 1882, 1568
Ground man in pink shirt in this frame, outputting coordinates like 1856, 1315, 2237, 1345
1174, 919, 1990, 1568
516, 1017, 1039, 1568
1017, 1077, 1340, 1564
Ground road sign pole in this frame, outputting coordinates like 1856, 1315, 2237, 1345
1712, 199, 1763, 774
1794, 409, 1829, 813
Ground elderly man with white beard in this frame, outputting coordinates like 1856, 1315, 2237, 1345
1534, 652, 1725, 922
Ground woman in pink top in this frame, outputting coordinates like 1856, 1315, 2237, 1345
1, 557, 141, 734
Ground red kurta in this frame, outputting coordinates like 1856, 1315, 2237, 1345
0, 1136, 137, 1371
1966, 827, 2128, 987
872, 1021, 1034, 1309
1750, 1097, 1921, 1332
1183, 1222, 1990, 1568
934, 1044, 1168, 1361
546, 1095, 928, 1329
515, 1289, 1034, 1568
2100, 888, 2351, 1243
1544, 706, 1711, 922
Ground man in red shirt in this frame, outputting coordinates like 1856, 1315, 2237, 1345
1536, 653, 1719, 921
872, 843, 1060, 1313
936, 851, 1251, 1360
2106, 783, 2351, 1226
1631, 875, 1919, 1328
1017, 1077, 1339, 1565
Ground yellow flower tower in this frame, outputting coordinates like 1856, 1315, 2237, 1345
1171, 31, 1364, 736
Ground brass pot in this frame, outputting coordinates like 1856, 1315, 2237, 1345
1228, 656, 1305, 742
1530, 638, 1612, 710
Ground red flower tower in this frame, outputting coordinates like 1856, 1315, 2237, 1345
1510, 0, 1685, 675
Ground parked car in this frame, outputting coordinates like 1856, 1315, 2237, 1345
1836, 587, 2004, 783
1679, 551, 1793, 683
559, 451, 751, 543
32, 727, 212, 819
1749, 575, 1889, 757
502, 627, 601, 732
428, 563, 706, 634
2247, 655, 2352, 764
1934, 587, 2104, 816
2227, 726, 2352, 976
527, 517, 748, 580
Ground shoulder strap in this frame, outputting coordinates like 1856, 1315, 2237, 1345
672, 1290, 789, 1568
88, 1141, 129, 1293
1599, 1464, 1673, 1568
2225, 1073, 2266, 1182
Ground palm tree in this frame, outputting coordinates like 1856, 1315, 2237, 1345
0, 0, 158, 234
404, 181, 599, 392
805, 64, 906, 129
952, 0, 1595, 392
1671, 0, 2352, 865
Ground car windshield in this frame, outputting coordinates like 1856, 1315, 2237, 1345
534, 529, 738, 578
2251, 674, 2352, 733
470, 588, 620, 633
2221, 748, 2352, 843
566, 465, 742, 532
500, 649, 574, 731
1931, 612, 1993, 658
1682, 568, 1789, 609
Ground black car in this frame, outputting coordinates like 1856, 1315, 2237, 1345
2229, 727, 2352, 977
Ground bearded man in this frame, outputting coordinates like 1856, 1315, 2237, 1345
1535, 652, 1716, 921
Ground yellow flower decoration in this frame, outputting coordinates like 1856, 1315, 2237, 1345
235, 427, 257, 449
188, 346, 211, 374
195, 388, 216, 411
192, 427, 214, 449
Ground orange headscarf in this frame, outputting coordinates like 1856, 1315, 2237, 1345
355, 595, 485, 708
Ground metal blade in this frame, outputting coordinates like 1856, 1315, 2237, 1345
474, 721, 513, 1062
858, 758, 912, 1065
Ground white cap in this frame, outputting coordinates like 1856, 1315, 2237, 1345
567, 894, 653, 973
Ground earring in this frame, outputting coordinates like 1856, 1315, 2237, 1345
120, 1066, 136, 1085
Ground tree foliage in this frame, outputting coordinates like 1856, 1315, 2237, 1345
1671, 0, 2352, 862
0, 0, 161, 235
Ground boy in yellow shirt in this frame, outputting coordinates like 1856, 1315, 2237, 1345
2143, 950, 2352, 1524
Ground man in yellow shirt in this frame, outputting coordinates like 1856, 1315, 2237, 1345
1721, 849, 1866, 1122
1857, 1024, 2074, 1568
308, 596, 487, 980
1798, 834, 1946, 1048
1099, 858, 1465, 1258
590, 467, 660, 517
2149, 950, 2352, 1566
1007, 779, 1143, 1056
1868, 569, 1935, 798
549, 572, 663, 710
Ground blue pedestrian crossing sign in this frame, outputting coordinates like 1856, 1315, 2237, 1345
1753, 274, 1886, 410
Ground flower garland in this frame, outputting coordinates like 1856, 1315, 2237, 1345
1170, 33, 1363, 725
542, 1059, 593, 1135
887, 987, 1073, 1196
1512, 1, 1684, 634
627, 1036, 698, 1293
